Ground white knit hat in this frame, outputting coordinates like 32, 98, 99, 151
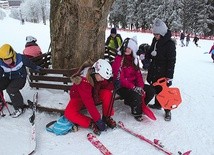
152, 18, 168, 36
127, 36, 139, 65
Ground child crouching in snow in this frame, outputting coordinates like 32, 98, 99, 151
64, 59, 116, 135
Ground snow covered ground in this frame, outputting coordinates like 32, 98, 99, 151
1, 10, 214, 155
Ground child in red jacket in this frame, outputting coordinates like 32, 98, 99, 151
64, 59, 116, 135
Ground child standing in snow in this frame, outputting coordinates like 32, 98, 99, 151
23, 36, 42, 58
0, 44, 42, 118
145, 18, 176, 121
104, 28, 123, 64
64, 59, 116, 135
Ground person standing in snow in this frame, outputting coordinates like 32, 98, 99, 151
0, 44, 42, 118
112, 36, 146, 122
144, 18, 176, 121
186, 33, 190, 47
104, 28, 123, 64
23, 36, 42, 58
64, 59, 116, 135
193, 34, 199, 47
208, 43, 214, 63
180, 31, 185, 47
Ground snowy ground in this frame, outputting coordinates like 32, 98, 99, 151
1, 10, 214, 155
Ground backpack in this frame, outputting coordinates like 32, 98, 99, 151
46, 115, 77, 135
211, 49, 214, 55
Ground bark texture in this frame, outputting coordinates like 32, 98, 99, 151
50, 0, 114, 69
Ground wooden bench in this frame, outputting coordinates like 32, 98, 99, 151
30, 52, 52, 68
28, 68, 79, 113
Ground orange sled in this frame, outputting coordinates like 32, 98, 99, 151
153, 78, 182, 110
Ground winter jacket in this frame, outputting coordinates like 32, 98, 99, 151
186, 34, 190, 42
69, 67, 114, 122
0, 53, 39, 80
112, 55, 144, 89
23, 42, 42, 58
105, 34, 123, 50
146, 30, 176, 84
180, 33, 185, 40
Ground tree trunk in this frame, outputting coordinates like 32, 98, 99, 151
50, 0, 114, 69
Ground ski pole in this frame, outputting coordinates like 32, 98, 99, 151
0, 93, 11, 115
106, 88, 117, 117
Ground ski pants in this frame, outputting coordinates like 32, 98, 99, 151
0, 77, 26, 110
117, 88, 143, 117
64, 89, 113, 128
147, 84, 170, 113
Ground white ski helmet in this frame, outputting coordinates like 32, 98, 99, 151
92, 59, 112, 79
26, 36, 37, 43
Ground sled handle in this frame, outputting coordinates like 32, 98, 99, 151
153, 77, 167, 87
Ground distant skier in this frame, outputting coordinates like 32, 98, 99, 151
208, 43, 214, 63
193, 34, 199, 47
186, 33, 190, 47
180, 31, 185, 47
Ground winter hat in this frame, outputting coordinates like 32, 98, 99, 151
26, 36, 37, 43
111, 28, 117, 34
152, 18, 168, 36
127, 36, 139, 65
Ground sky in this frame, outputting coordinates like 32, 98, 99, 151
0, 9, 214, 155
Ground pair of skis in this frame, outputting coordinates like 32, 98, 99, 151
87, 121, 191, 155
27, 92, 38, 155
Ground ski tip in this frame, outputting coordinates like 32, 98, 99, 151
87, 133, 93, 137
178, 150, 191, 155
117, 121, 124, 127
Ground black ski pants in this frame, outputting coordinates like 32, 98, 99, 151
145, 84, 170, 113
0, 77, 26, 110
117, 88, 142, 117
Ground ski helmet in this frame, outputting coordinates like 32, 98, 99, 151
0, 44, 15, 60
92, 59, 112, 79
26, 36, 37, 43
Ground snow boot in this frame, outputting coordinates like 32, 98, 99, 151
148, 103, 162, 110
102, 116, 116, 129
164, 111, 171, 121
11, 108, 24, 118
134, 115, 143, 122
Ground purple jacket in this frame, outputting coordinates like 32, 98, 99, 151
209, 45, 214, 54
112, 55, 144, 89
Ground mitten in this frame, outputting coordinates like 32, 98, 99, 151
35, 66, 43, 72
95, 119, 106, 131
142, 59, 150, 70
167, 78, 173, 87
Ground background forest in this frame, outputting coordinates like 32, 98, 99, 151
109, 0, 214, 36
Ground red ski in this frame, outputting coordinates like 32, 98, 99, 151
87, 133, 112, 155
118, 121, 191, 155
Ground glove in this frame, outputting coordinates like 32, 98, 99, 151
133, 87, 144, 96
142, 59, 150, 70
167, 78, 173, 87
35, 66, 43, 72
95, 119, 106, 131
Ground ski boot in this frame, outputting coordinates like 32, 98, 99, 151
102, 116, 116, 129
89, 121, 101, 136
